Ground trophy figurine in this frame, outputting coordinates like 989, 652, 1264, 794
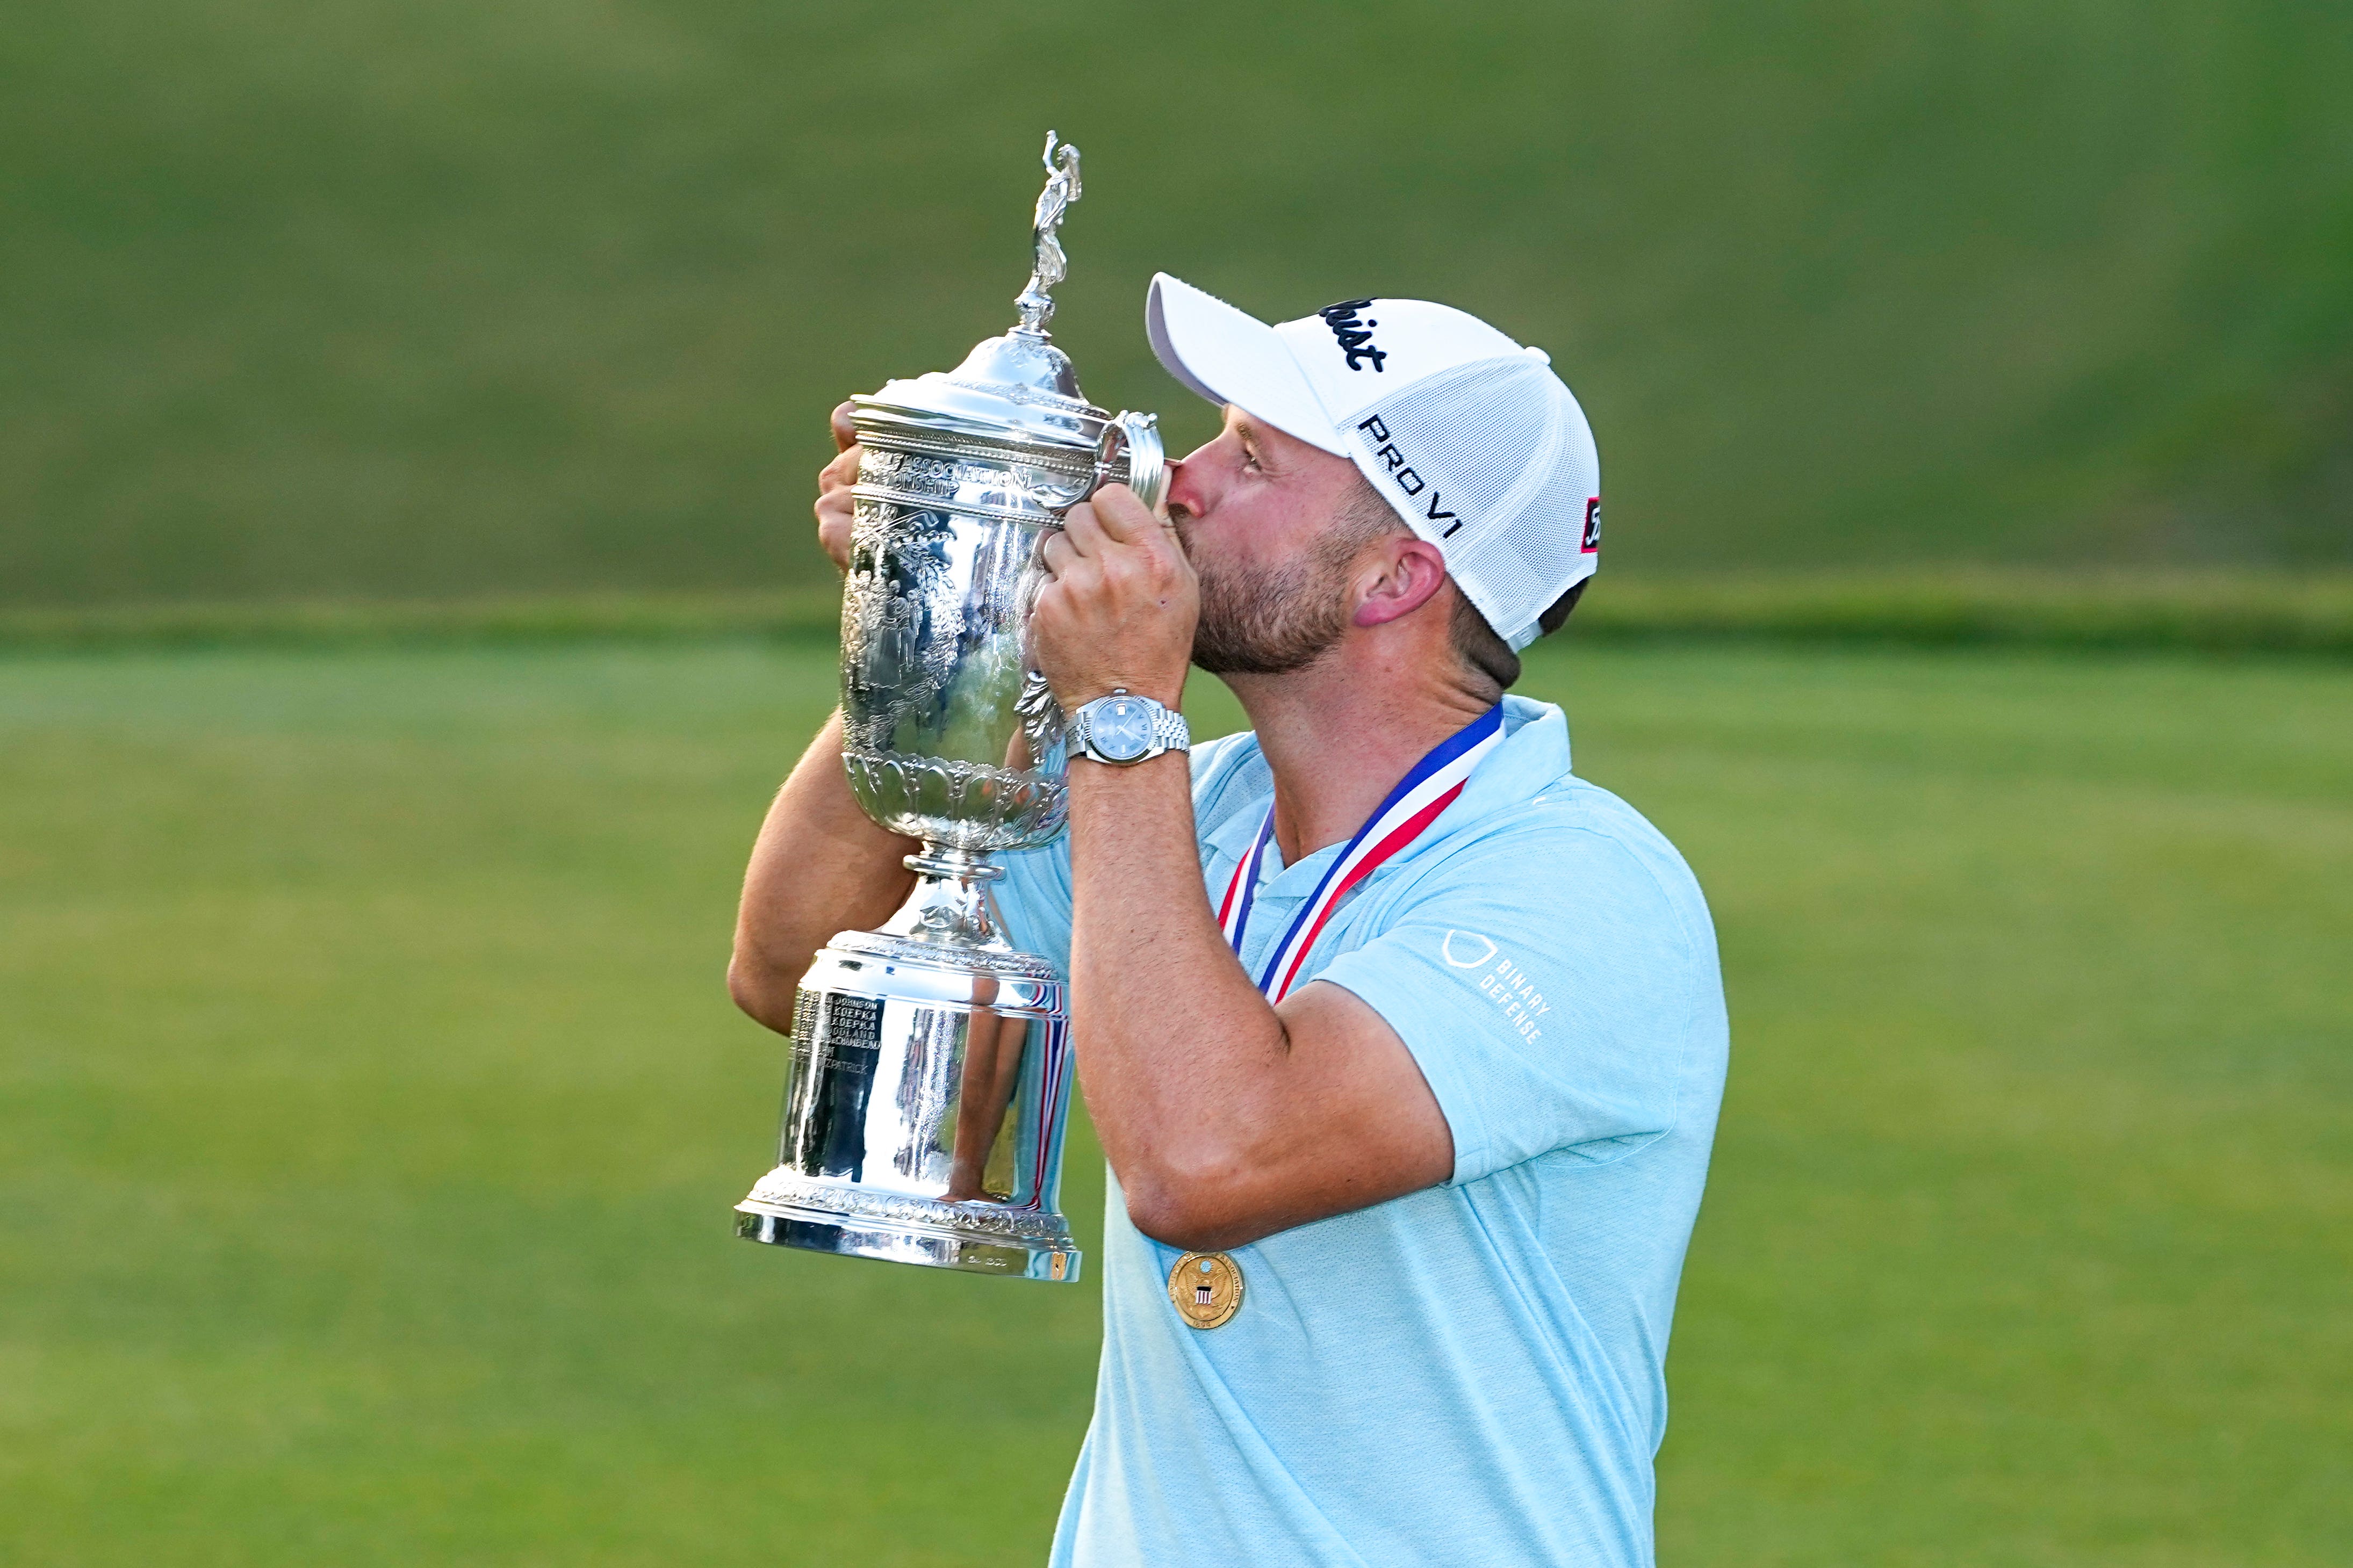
733, 134, 1164, 1281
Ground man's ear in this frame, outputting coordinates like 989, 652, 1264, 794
1352, 537, 1451, 628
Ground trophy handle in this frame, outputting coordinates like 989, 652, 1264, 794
1094, 411, 1167, 512
1015, 668, 1064, 762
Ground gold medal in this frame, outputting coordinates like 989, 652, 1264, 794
1167, 1251, 1244, 1329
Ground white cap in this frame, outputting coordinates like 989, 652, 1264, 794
1146, 272, 1600, 651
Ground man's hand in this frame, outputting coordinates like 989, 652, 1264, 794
814, 401, 861, 575
1032, 482, 1198, 710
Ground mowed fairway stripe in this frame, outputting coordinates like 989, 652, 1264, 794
1, 642, 2347, 1566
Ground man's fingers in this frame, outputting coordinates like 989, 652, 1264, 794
1056, 492, 1192, 604
830, 401, 858, 453
1089, 482, 1158, 543
818, 445, 861, 495
1060, 500, 1108, 558
815, 490, 855, 574
1038, 532, 1103, 597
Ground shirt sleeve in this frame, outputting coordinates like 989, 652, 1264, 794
996, 734, 1257, 983
1314, 825, 1702, 1185
992, 832, 1075, 979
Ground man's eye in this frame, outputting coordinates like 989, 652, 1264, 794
1242, 447, 1262, 471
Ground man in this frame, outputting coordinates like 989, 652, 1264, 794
731, 274, 1729, 1567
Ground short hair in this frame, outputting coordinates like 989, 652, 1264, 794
1449, 577, 1587, 693
1334, 473, 1584, 694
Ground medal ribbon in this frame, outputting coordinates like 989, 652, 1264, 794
1217, 704, 1503, 1002
1015, 1014, 1071, 1213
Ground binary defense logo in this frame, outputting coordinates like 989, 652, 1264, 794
1443, 931, 1550, 1043
1442, 929, 1499, 968
1582, 496, 1602, 554
1357, 414, 1464, 538
1318, 299, 1387, 372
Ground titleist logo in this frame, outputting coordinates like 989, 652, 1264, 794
1318, 299, 1387, 372
1357, 415, 1463, 538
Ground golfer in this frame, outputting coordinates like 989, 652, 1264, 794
731, 274, 1729, 1567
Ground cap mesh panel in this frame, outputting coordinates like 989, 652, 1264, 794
1346, 355, 1600, 649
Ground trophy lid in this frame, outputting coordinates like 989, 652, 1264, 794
850, 133, 1110, 462
851, 328, 1109, 458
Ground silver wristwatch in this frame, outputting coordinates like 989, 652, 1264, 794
1069, 688, 1190, 767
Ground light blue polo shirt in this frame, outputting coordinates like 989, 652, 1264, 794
995, 695, 1728, 1568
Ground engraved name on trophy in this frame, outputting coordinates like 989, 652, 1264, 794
733, 134, 1164, 1281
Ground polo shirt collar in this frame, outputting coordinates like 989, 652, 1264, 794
1204, 695, 1570, 881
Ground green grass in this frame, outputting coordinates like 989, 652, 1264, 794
2, 642, 2348, 1565
5, 2, 2351, 609
8, 572, 2353, 657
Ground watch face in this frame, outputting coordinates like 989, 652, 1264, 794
1091, 697, 1154, 761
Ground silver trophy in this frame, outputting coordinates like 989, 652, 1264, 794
733, 134, 1164, 1281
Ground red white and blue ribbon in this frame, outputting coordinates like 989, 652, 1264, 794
1216, 704, 1503, 1002
1016, 1014, 1071, 1213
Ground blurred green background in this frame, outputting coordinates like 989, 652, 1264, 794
5, 644, 2348, 1565
4, 3, 2351, 1565
4, 0, 2350, 608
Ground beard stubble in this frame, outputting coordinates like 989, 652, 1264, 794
1174, 504, 1372, 677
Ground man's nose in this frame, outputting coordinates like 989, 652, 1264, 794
1163, 454, 1205, 518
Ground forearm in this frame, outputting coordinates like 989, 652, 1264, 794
1064, 752, 1295, 1238
1031, 485, 1453, 1247
729, 710, 917, 1031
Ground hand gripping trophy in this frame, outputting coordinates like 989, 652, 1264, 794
732, 134, 1164, 1282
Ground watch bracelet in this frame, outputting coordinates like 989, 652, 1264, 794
1075, 691, 1189, 762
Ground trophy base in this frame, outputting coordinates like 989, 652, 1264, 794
732, 849, 1083, 1284
735, 1183, 1081, 1282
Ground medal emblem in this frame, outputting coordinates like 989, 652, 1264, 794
1167, 1251, 1244, 1329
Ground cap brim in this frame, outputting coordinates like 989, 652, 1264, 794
1146, 273, 1349, 456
